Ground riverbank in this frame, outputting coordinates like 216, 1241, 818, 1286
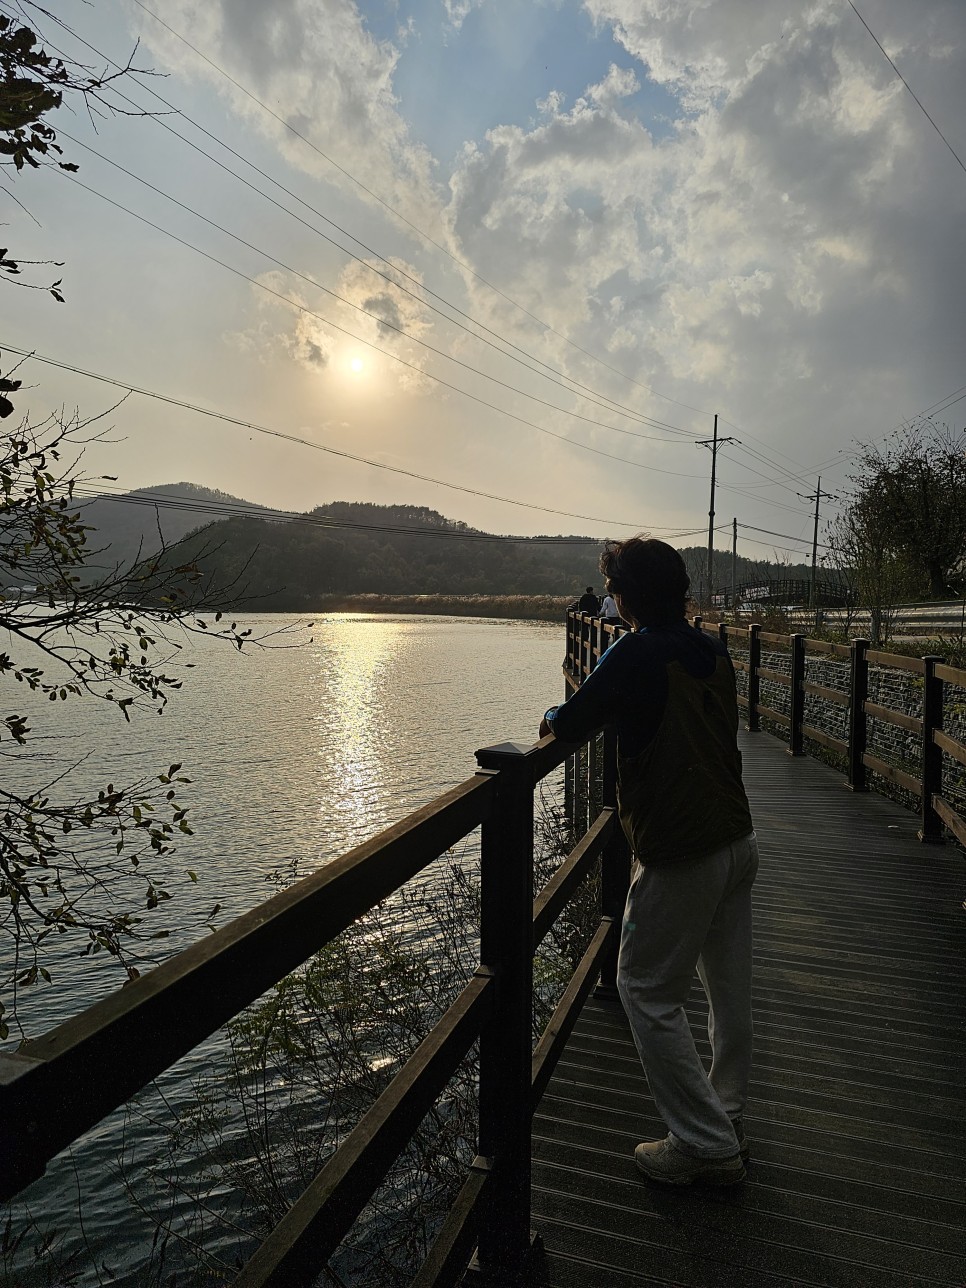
313, 593, 572, 621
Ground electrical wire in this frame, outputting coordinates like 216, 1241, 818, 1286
919, 386, 966, 418
66, 52, 701, 441
57, 129, 701, 449
0, 341, 701, 532
120, 0, 725, 421
54, 168, 714, 485
847, 0, 966, 178
12, 1, 854, 503
72, 485, 595, 544
6, 0, 714, 445
733, 532, 820, 561
838, 379, 966, 457
737, 522, 830, 550
73, 484, 710, 545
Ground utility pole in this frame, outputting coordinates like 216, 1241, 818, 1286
696, 414, 737, 608
800, 477, 835, 619
732, 517, 738, 614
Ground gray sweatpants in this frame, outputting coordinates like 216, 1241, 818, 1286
617, 831, 759, 1160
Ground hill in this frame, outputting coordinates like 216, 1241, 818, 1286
118, 491, 815, 609
150, 500, 602, 607
76, 483, 271, 575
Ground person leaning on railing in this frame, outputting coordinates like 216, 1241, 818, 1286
540, 536, 757, 1186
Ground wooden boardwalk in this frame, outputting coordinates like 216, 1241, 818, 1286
531, 728, 966, 1287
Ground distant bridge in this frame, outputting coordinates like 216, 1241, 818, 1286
713, 578, 856, 610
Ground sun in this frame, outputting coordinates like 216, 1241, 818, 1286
350, 357, 364, 374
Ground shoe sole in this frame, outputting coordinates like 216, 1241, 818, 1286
634, 1157, 747, 1186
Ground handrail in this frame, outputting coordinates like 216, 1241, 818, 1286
935, 661, 966, 687
863, 700, 922, 734
235, 972, 495, 1288
804, 638, 852, 659
0, 774, 497, 1200
933, 728, 966, 769
666, 616, 964, 851
18, 611, 960, 1285
866, 649, 926, 674
3, 627, 632, 1288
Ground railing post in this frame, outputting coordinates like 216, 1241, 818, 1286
847, 637, 869, 791
919, 656, 945, 844
788, 633, 805, 756
718, 622, 728, 648
692, 614, 703, 631
565, 611, 576, 675
746, 623, 761, 733
472, 744, 540, 1284
596, 724, 630, 999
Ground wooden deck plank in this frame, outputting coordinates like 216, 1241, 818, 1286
531, 728, 966, 1286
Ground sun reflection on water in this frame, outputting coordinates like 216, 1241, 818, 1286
314, 615, 407, 842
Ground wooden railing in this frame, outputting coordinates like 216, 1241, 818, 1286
564, 610, 966, 850
0, 721, 630, 1286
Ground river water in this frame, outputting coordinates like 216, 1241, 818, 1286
2, 613, 566, 1285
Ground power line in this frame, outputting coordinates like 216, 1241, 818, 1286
15, 2, 840, 502
72, 486, 601, 545
734, 531, 820, 560
14, 0, 719, 453
75, 484, 712, 546
120, 0, 724, 421
841, 379, 966, 456
919, 385, 966, 418
23, 11, 706, 443
58, 129, 700, 450
847, 0, 966, 179
22, 1, 703, 438
737, 522, 831, 551
54, 167, 712, 485
0, 341, 692, 532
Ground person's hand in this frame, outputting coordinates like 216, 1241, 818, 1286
539, 717, 553, 739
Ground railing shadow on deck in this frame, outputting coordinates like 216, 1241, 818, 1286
0, 697, 630, 1286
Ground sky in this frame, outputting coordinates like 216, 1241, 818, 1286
4, 0, 966, 565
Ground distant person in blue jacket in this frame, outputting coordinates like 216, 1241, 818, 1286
540, 536, 756, 1186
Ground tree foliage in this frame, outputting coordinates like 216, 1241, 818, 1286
830, 423, 966, 623
0, 408, 255, 1039
0, 9, 248, 1040
0, 6, 148, 316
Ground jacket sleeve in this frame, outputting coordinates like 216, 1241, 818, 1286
544, 638, 627, 742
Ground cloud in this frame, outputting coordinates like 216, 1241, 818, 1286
442, 0, 485, 33
442, 1, 966, 450
133, 0, 442, 229
447, 67, 657, 340
228, 256, 436, 394
123, 0, 965, 531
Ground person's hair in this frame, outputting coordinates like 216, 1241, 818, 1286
585, 586, 594, 594
599, 536, 691, 627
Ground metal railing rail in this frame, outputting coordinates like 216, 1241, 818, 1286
1, 695, 630, 1287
